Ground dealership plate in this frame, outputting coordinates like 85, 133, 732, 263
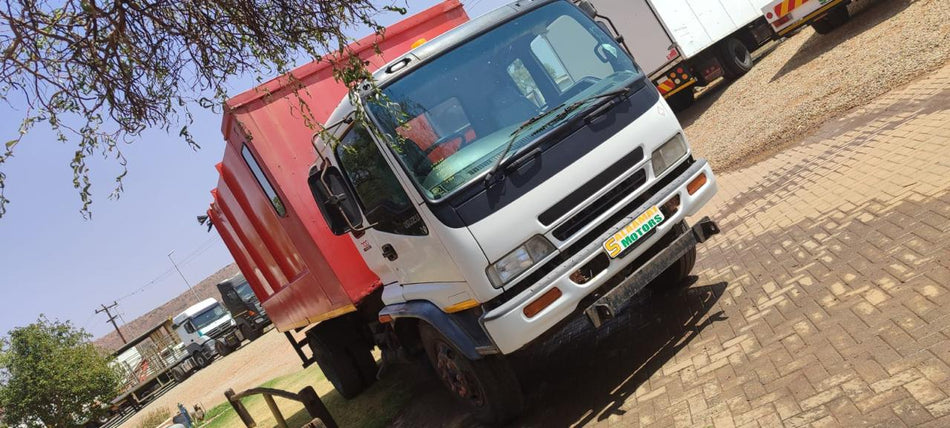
603, 206, 665, 258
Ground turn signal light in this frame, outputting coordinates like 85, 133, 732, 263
687, 173, 707, 195
378, 314, 394, 324
523, 288, 562, 318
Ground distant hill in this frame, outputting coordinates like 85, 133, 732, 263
94, 264, 241, 353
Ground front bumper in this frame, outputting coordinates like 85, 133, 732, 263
585, 217, 719, 328
481, 159, 718, 354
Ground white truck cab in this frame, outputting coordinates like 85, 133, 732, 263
172, 298, 242, 360
307, 0, 720, 422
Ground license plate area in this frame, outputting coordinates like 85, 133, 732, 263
603, 206, 665, 259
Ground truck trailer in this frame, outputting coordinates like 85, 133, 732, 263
208, 0, 720, 423
762, 0, 852, 37
589, 0, 776, 110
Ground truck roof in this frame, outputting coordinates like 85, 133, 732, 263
320, 0, 555, 128
172, 298, 220, 325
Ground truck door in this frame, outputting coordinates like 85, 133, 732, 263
333, 124, 463, 287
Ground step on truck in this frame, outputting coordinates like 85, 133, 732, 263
208, 0, 720, 423
588, 0, 777, 111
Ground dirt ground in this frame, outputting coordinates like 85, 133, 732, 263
119, 1, 949, 426
122, 329, 307, 427
680, 0, 950, 172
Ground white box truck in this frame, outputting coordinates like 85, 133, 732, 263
588, 0, 776, 110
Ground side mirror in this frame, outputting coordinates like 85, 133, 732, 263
308, 165, 365, 235
184, 321, 195, 334
577, 0, 598, 19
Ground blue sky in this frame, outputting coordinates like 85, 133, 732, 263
0, 0, 507, 339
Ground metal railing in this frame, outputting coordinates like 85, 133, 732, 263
224, 386, 337, 428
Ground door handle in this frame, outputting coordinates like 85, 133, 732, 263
381, 244, 398, 261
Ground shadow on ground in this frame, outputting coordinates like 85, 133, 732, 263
387, 280, 729, 427
770, 0, 910, 82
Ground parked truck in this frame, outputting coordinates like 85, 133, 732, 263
216, 273, 271, 341
589, 0, 776, 110
169, 298, 243, 372
208, 0, 720, 423
762, 0, 852, 36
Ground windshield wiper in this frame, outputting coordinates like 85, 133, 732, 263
483, 87, 632, 184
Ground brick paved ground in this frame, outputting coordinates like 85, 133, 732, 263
506, 63, 950, 427
393, 63, 950, 428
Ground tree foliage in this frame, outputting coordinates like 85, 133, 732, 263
0, 316, 121, 428
0, 0, 402, 218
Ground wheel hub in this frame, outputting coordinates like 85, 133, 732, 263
435, 343, 484, 407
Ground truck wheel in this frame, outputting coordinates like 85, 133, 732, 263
419, 323, 523, 425
215, 340, 233, 357
718, 37, 753, 80
193, 351, 210, 369
309, 334, 364, 399
654, 222, 697, 289
171, 367, 187, 383
811, 6, 850, 35
242, 324, 263, 342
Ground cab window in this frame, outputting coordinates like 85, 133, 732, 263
336, 125, 427, 236
396, 97, 475, 164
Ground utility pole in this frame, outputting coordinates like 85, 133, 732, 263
96, 302, 127, 344
168, 250, 201, 303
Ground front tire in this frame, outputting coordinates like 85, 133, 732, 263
654, 222, 697, 289
419, 323, 523, 425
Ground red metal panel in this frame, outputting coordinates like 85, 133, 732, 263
209, 1, 470, 332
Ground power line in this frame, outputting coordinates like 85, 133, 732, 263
115, 235, 223, 302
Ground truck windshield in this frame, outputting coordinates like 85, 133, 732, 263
368, 1, 640, 200
235, 282, 256, 303
191, 304, 228, 331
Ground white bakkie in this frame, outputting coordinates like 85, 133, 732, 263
308, 0, 721, 423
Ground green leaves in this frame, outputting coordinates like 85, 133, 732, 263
0, 0, 397, 218
0, 317, 121, 428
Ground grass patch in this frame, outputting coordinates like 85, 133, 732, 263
134, 407, 172, 428
197, 361, 423, 428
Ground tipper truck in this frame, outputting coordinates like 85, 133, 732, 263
208, 0, 720, 423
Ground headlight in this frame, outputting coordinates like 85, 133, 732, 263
651, 134, 688, 176
486, 235, 556, 288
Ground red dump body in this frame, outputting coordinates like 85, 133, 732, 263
208, 1, 469, 331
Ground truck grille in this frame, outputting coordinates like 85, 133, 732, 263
205, 324, 231, 339
552, 169, 647, 240
539, 147, 643, 228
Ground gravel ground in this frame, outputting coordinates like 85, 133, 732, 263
120, 329, 306, 428
681, 0, 950, 172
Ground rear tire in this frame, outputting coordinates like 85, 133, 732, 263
171, 367, 187, 383
192, 351, 210, 369
419, 323, 523, 425
308, 317, 378, 399
811, 6, 850, 35
654, 222, 697, 289
718, 37, 753, 80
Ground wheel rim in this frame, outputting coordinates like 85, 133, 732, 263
733, 43, 750, 66
435, 342, 485, 407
